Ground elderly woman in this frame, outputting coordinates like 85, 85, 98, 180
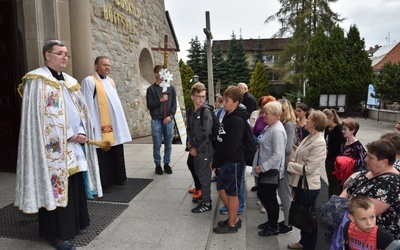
253, 101, 287, 237
287, 110, 328, 250
341, 139, 400, 240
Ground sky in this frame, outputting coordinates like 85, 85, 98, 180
164, 0, 400, 62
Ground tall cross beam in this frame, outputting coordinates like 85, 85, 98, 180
151, 35, 180, 67
203, 11, 214, 106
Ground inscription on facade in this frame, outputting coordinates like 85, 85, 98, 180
103, 0, 142, 34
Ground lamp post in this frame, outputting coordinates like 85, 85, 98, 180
193, 75, 199, 83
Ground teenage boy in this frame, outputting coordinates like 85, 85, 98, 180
187, 82, 214, 213
212, 85, 249, 234
344, 195, 399, 250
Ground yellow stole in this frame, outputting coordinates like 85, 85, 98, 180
93, 73, 115, 144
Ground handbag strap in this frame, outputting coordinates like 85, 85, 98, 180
350, 172, 399, 198
302, 165, 310, 206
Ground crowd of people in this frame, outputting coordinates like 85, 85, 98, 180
14, 39, 400, 250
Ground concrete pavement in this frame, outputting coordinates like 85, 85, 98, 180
0, 117, 395, 249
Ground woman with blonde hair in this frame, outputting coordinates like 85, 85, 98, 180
322, 109, 345, 197
275, 98, 297, 234
287, 110, 328, 249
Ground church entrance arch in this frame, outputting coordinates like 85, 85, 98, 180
138, 48, 154, 95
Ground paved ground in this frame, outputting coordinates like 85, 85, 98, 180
0, 117, 395, 250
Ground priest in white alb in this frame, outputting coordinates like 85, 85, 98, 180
81, 56, 132, 187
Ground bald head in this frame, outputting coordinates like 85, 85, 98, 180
237, 82, 248, 94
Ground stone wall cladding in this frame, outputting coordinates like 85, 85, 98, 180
89, 0, 184, 138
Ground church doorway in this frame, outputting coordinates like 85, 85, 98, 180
0, 0, 24, 172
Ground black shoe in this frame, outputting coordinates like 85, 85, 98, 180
278, 224, 293, 235
211, 175, 217, 182
50, 240, 76, 250
164, 164, 173, 174
217, 218, 242, 228
191, 202, 211, 213
250, 186, 258, 192
155, 165, 163, 175
78, 227, 87, 235
213, 223, 238, 234
257, 221, 269, 229
258, 227, 279, 237
192, 197, 203, 203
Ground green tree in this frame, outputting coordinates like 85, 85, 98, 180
212, 42, 230, 93
253, 38, 264, 68
249, 61, 269, 99
375, 61, 400, 103
226, 32, 250, 85
186, 36, 207, 83
265, 0, 342, 85
179, 59, 195, 111
345, 25, 374, 110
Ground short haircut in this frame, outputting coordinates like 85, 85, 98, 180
257, 96, 265, 108
348, 195, 374, 215
322, 108, 340, 125
342, 118, 360, 136
153, 65, 164, 74
223, 85, 243, 104
381, 132, 400, 155
262, 95, 276, 107
366, 139, 396, 165
191, 82, 206, 95
95, 56, 108, 65
264, 101, 282, 117
279, 98, 297, 124
296, 103, 309, 113
215, 94, 223, 104
42, 40, 65, 59
308, 110, 328, 132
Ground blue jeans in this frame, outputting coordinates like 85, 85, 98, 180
238, 167, 245, 205
151, 119, 174, 166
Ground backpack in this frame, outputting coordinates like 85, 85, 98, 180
242, 119, 257, 166
200, 104, 220, 148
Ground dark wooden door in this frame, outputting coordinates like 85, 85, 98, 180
0, 0, 23, 172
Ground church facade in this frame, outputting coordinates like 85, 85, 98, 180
0, 0, 183, 172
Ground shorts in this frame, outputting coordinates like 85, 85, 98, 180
216, 162, 244, 196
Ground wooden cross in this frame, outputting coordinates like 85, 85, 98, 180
151, 35, 180, 67
151, 35, 179, 118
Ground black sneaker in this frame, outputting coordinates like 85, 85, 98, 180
191, 202, 212, 213
155, 165, 163, 175
213, 223, 238, 234
217, 218, 242, 228
257, 221, 269, 229
164, 164, 173, 174
278, 224, 293, 235
258, 227, 279, 237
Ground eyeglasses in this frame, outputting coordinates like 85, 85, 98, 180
48, 51, 70, 58
194, 95, 206, 99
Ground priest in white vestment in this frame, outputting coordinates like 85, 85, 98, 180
15, 40, 102, 250
81, 56, 132, 187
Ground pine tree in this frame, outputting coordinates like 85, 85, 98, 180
345, 25, 374, 111
249, 61, 269, 99
226, 32, 250, 85
187, 36, 207, 84
253, 38, 264, 69
212, 42, 230, 93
